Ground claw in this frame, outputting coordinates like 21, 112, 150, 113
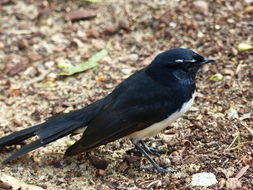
131, 139, 175, 174
148, 148, 168, 156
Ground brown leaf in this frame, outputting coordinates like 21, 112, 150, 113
31, 110, 42, 121
118, 18, 130, 30
87, 28, 100, 38
0, 180, 12, 190
37, 8, 52, 19
241, 156, 251, 166
241, 6, 253, 14
18, 39, 29, 50
104, 24, 118, 35
226, 178, 241, 189
235, 165, 249, 179
9, 88, 21, 97
12, 119, 22, 127
223, 68, 235, 76
117, 161, 129, 172
90, 157, 108, 170
0, 0, 13, 5
7, 60, 29, 76
125, 155, 140, 163
65, 9, 97, 21
26, 51, 42, 62
184, 154, 199, 164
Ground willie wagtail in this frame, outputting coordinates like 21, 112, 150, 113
0, 48, 214, 173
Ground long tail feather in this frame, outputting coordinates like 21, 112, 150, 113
0, 126, 38, 147
0, 110, 87, 163
3, 140, 44, 163
2, 122, 80, 163
0, 98, 108, 163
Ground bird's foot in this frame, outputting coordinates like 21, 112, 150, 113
127, 147, 168, 157
130, 139, 175, 174
140, 166, 177, 174
140, 140, 170, 156
147, 148, 168, 156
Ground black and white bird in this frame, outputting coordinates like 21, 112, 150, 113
0, 48, 214, 173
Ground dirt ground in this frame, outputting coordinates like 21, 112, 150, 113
0, 0, 253, 189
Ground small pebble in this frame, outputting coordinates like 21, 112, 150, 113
96, 169, 105, 176
191, 172, 217, 187
193, 0, 209, 15
121, 68, 133, 75
17, 167, 24, 172
171, 155, 182, 165
120, 54, 139, 62
45, 61, 55, 69
169, 22, 177, 28
160, 157, 171, 166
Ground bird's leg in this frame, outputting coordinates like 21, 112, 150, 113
127, 140, 168, 156
131, 139, 176, 174
140, 140, 168, 156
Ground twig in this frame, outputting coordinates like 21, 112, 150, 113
226, 132, 240, 151
147, 180, 161, 188
226, 141, 253, 151
242, 123, 253, 136
23, 71, 50, 86
45, 152, 64, 156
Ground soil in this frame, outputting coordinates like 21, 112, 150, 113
0, 0, 253, 189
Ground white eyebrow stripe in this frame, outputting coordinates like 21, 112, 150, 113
175, 59, 197, 63
187, 59, 197, 62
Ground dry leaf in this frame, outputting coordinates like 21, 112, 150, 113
65, 9, 97, 21
90, 157, 108, 170
0, 174, 43, 190
226, 178, 241, 189
117, 161, 129, 172
235, 165, 249, 179
6, 60, 29, 76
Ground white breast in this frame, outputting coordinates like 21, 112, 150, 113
127, 92, 195, 140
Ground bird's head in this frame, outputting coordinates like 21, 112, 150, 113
147, 48, 214, 84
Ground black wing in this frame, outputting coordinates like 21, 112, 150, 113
65, 69, 185, 156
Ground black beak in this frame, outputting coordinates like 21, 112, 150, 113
201, 58, 215, 65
